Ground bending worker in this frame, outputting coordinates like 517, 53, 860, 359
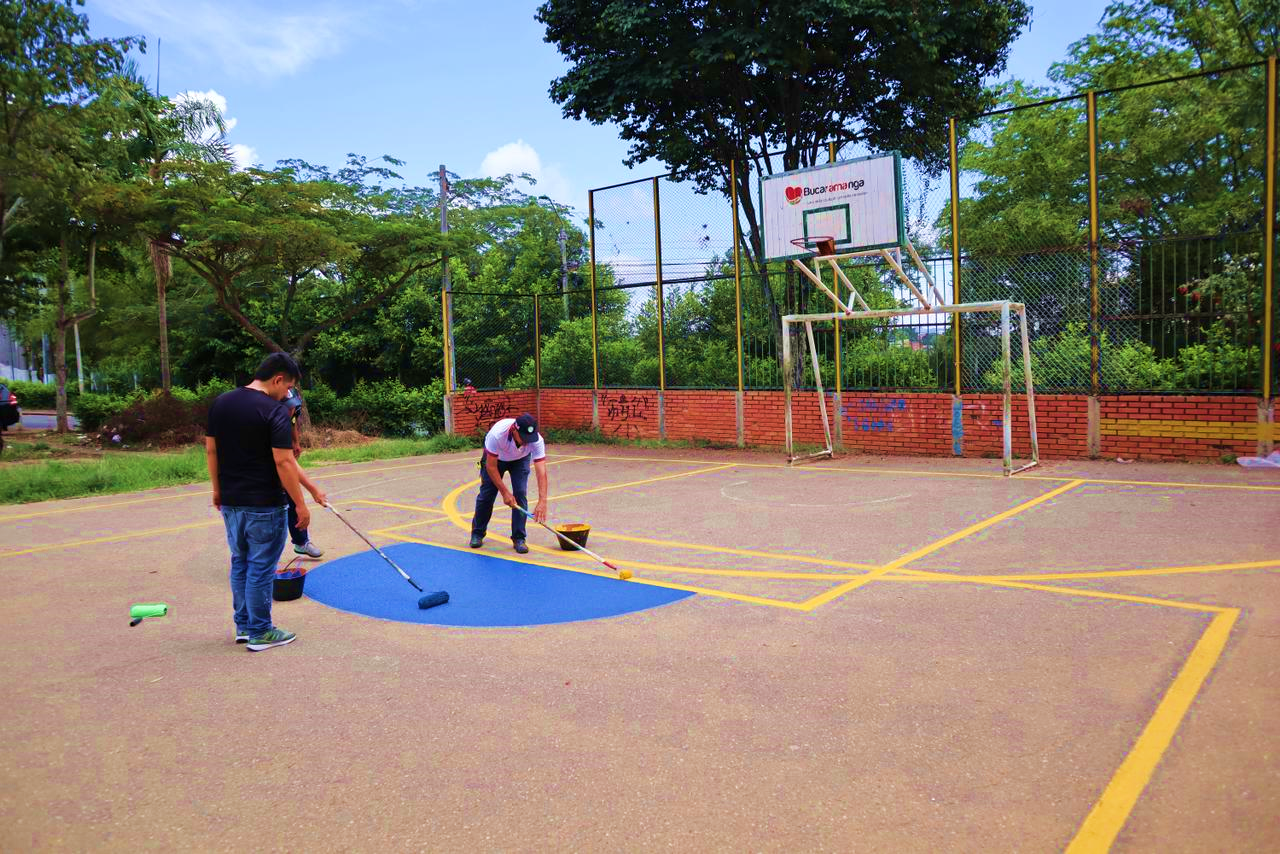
469, 413, 548, 554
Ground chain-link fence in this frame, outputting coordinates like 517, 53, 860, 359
447, 62, 1277, 398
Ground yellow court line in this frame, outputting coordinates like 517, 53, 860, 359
0, 453, 480, 523
878, 569, 1232, 614
1066, 609, 1239, 852
553, 464, 736, 501
345, 499, 450, 516
569, 452, 1280, 492
368, 516, 458, 534
374, 531, 812, 610
585, 530, 879, 571
887, 558, 1280, 583
2, 519, 223, 559
798, 480, 1087, 610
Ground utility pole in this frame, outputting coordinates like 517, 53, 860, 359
557, 227, 570, 319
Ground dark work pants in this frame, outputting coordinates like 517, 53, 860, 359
287, 494, 308, 546
470, 452, 531, 541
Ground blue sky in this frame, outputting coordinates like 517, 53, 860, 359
84, 0, 1116, 217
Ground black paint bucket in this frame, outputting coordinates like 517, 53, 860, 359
273, 569, 306, 601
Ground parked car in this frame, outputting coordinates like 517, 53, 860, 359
0, 383, 20, 454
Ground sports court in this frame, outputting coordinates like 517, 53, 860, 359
2, 446, 1278, 851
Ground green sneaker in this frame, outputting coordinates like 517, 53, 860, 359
246, 628, 296, 651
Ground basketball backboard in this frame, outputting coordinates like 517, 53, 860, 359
760, 153, 905, 262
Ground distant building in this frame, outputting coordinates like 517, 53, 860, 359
0, 325, 33, 381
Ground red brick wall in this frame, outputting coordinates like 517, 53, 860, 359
448, 390, 536, 436
663, 390, 738, 445
1099, 395, 1259, 460
539, 388, 593, 430
961, 394, 1089, 459
598, 390, 661, 439
450, 388, 1265, 462
840, 393, 954, 456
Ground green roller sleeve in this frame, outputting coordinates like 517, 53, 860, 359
129, 603, 169, 626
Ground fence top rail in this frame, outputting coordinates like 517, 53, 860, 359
968, 58, 1267, 120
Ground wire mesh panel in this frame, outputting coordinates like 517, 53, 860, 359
661, 276, 739, 389
534, 287, 594, 388
591, 281, 661, 388
1096, 67, 1268, 393
450, 290, 535, 391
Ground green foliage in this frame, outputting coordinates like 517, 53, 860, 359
301, 433, 479, 464
342, 378, 444, 437
72, 391, 137, 432
300, 380, 341, 424
99, 391, 207, 445
8, 380, 63, 408
980, 321, 1260, 391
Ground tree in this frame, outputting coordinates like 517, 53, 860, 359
538, 0, 1029, 381
941, 0, 1278, 388
0, 0, 138, 263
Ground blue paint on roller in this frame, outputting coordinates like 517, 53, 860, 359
303, 543, 693, 627
952, 398, 964, 455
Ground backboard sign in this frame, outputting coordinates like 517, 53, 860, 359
760, 153, 905, 261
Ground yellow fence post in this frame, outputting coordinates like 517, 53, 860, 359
732, 160, 744, 394
653, 176, 666, 392
949, 117, 962, 396
1087, 90, 1102, 397
588, 189, 600, 392
1264, 55, 1276, 400
440, 288, 452, 395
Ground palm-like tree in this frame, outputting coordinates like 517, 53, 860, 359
113, 62, 231, 390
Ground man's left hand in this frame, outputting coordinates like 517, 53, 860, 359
293, 444, 302, 459
534, 500, 548, 525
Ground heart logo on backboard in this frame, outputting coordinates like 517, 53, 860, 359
784, 185, 802, 205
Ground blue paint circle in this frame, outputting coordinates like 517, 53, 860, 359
301, 543, 693, 627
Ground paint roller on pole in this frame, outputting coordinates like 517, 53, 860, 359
516, 506, 632, 580
323, 504, 450, 609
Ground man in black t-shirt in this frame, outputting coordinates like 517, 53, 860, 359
205, 353, 324, 651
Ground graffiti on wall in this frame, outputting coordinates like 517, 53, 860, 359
843, 397, 906, 432
602, 392, 651, 438
459, 394, 513, 426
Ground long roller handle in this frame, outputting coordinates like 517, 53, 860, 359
324, 504, 424, 592
516, 506, 623, 573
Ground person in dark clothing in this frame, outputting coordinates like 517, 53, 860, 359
205, 353, 323, 651
283, 387, 324, 558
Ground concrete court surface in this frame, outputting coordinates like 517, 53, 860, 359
1, 446, 1278, 852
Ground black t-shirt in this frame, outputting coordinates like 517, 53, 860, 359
207, 387, 293, 507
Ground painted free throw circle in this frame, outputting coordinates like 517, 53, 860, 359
302, 542, 692, 627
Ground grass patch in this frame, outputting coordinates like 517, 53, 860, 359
0, 434, 482, 506
0, 447, 207, 504
303, 433, 479, 465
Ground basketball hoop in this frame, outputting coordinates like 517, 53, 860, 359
790, 236, 837, 257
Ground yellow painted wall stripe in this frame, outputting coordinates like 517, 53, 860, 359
1066, 610, 1239, 852
798, 480, 1086, 609
1100, 418, 1272, 440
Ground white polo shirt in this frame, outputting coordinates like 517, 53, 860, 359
484, 418, 547, 462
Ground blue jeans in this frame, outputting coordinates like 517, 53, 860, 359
221, 505, 288, 637
471, 453, 530, 541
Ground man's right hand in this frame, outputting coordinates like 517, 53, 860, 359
502, 492, 519, 510
295, 504, 311, 531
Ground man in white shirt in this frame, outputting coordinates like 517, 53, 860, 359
469, 413, 549, 554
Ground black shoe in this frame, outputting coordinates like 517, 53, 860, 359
513, 539, 529, 554
469, 534, 484, 548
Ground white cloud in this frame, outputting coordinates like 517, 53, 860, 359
174, 89, 257, 169
97, 0, 350, 77
229, 144, 259, 170
479, 140, 575, 206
